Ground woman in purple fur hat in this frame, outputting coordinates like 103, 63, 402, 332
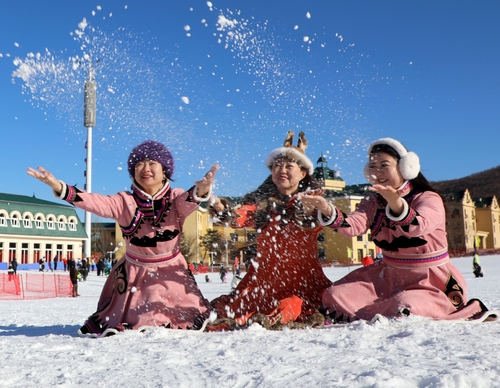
28, 140, 218, 337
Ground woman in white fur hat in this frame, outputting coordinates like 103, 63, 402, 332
207, 131, 333, 331
305, 138, 490, 322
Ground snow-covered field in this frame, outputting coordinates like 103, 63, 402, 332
1, 255, 499, 388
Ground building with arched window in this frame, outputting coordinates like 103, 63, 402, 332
0, 192, 87, 269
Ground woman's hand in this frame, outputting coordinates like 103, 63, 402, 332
297, 189, 332, 217
209, 195, 226, 213
194, 164, 219, 197
27, 166, 63, 194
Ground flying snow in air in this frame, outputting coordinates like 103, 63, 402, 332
306, 12, 311, 19
181, 96, 190, 104
217, 15, 238, 30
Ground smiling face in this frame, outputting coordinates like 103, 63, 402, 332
271, 158, 307, 195
367, 152, 405, 188
134, 159, 165, 195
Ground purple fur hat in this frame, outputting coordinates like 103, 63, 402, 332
128, 140, 175, 180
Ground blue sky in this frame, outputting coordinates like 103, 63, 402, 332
1, 1, 500, 210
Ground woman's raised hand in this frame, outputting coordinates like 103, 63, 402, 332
194, 164, 219, 197
369, 184, 404, 216
27, 166, 63, 194
297, 189, 333, 217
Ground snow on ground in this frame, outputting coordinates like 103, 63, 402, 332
1, 255, 499, 388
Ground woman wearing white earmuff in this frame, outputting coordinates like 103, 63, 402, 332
301, 137, 490, 322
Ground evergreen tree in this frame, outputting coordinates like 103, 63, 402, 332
199, 229, 225, 265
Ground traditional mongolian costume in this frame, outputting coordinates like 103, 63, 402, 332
321, 138, 489, 322
208, 132, 332, 330
68, 141, 213, 337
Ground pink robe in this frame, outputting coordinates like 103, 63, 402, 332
321, 187, 487, 322
59, 182, 212, 336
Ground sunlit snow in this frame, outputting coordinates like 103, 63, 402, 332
0, 255, 498, 387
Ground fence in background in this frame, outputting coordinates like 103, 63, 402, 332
0, 273, 72, 300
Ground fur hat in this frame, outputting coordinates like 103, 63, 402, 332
128, 140, 175, 179
266, 131, 314, 175
364, 137, 420, 181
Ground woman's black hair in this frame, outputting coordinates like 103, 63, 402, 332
370, 144, 440, 195
370, 144, 400, 161
410, 172, 441, 195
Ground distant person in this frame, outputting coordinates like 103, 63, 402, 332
53, 254, 59, 271
28, 139, 217, 336
11, 257, 18, 275
96, 258, 105, 276
219, 266, 227, 283
69, 260, 80, 297
104, 260, 111, 277
230, 270, 243, 291
79, 259, 89, 281
473, 254, 484, 278
205, 275, 212, 283
39, 257, 45, 272
8, 262, 14, 276
319, 138, 490, 322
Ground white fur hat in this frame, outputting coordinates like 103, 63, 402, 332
364, 138, 420, 181
266, 131, 314, 175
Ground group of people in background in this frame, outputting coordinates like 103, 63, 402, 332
204, 266, 242, 291
27, 133, 493, 337
29, 255, 116, 276
6, 255, 118, 299
34, 256, 115, 274
36, 255, 62, 272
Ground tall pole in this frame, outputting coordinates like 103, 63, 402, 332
83, 55, 96, 259
224, 226, 229, 267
